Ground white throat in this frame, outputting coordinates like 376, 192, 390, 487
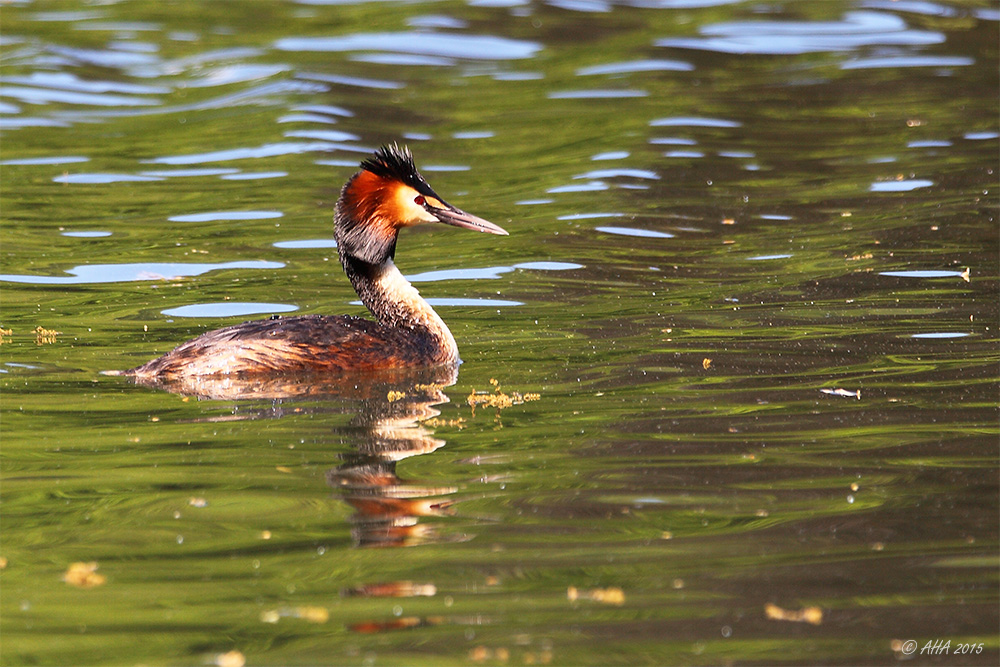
368, 260, 459, 362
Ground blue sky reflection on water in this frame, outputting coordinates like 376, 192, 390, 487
0, 261, 285, 285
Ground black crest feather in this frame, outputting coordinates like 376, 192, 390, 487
360, 143, 433, 195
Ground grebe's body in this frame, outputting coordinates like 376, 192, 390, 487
120, 144, 506, 380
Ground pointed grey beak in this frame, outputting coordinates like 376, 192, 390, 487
430, 204, 508, 236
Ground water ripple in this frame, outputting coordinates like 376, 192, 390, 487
577, 59, 694, 75
273, 239, 338, 249
591, 151, 629, 160
162, 302, 298, 318
297, 71, 403, 90
409, 261, 582, 283
53, 173, 163, 184
141, 168, 240, 178
841, 55, 973, 70
548, 181, 609, 193
0, 261, 285, 285
869, 179, 933, 192
651, 116, 741, 128
2, 72, 168, 95
277, 32, 542, 61
186, 64, 290, 88
910, 332, 971, 339
353, 54, 455, 67
147, 141, 364, 165
656, 11, 944, 55
575, 168, 659, 180
283, 129, 362, 142
879, 269, 965, 279
61, 231, 112, 238
427, 298, 522, 307
0, 84, 159, 107
0, 156, 90, 166
597, 226, 674, 239
220, 171, 288, 181
168, 211, 284, 223
549, 89, 648, 99
49, 44, 160, 69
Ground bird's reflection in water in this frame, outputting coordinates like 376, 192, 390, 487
324, 366, 471, 549
125, 364, 469, 547
125, 365, 493, 634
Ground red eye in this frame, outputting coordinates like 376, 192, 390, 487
414, 195, 425, 206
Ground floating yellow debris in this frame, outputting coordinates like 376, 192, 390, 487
0, 327, 11, 344
764, 602, 823, 625
567, 586, 625, 605
34, 326, 60, 345
386, 390, 407, 402
467, 378, 540, 415
469, 646, 512, 663
214, 650, 246, 667
63, 561, 106, 589
420, 417, 466, 428
702, 358, 712, 370
296, 606, 330, 623
188, 497, 208, 508
0, 556, 8, 569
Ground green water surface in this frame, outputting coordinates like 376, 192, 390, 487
1, 1, 997, 665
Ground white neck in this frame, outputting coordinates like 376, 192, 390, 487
357, 260, 459, 364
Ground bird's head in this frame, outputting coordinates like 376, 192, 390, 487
335, 143, 507, 264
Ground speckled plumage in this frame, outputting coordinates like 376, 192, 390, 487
124, 313, 449, 379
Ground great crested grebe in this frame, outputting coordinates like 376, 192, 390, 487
118, 144, 507, 379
